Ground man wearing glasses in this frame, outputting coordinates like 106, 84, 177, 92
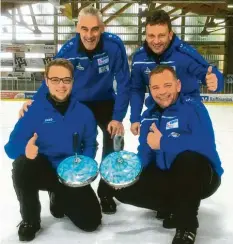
19, 6, 130, 215
5, 59, 102, 242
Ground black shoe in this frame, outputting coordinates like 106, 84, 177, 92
172, 229, 197, 244
163, 213, 176, 229
18, 220, 41, 242
156, 209, 170, 220
49, 191, 64, 218
100, 197, 116, 214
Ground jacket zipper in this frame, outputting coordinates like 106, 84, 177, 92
159, 112, 168, 170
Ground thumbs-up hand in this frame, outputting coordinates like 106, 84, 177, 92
25, 133, 38, 159
205, 66, 218, 92
147, 123, 162, 150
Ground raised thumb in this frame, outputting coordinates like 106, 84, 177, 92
207, 66, 212, 75
149, 123, 158, 132
29, 133, 38, 145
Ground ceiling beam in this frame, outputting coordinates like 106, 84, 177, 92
152, 3, 167, 11
2, 0, 47, 3
101, 1, 119, 13
3, 12, 35, 32
169, 2, 228, 15
104, 3, 133, 24
28, 4, 41, 34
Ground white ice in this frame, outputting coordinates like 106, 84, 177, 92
0, 101, 233, 244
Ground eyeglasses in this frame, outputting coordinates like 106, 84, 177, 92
47, 77, 73, 84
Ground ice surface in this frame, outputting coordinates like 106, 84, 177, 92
0, 101, 232, 243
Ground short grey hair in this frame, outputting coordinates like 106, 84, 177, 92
78, 6, 103, 23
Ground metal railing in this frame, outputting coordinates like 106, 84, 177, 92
1, 76, 233, 94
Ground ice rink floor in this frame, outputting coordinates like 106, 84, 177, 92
0, 101, 233, 244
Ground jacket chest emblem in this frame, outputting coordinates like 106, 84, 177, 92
76, 62, 84, 71
43, 118, 56, 124
98, 65, 109, 74
144, 67, 151, 75
166, 119, 179, 130
97, 56, 109, 66
168, 132, 180, 138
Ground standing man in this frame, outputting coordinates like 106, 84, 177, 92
115, 65, 223, 244
5, 59, 102, 242
20, 6, 130, 214
130, 10, 224, 136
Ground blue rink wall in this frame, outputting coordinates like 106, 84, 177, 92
1, 91, 233, 106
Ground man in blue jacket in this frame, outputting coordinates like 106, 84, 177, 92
130, 9, 224, 136
19, 6, 130, 214
115, 65, 223, 244
5, 59, 102, 242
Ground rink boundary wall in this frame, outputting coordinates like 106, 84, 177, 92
1, 91, 233, 105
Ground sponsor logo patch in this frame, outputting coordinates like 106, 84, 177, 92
99, 65, 109, 74
166, 119, 179, 130
97, 56, 109, 66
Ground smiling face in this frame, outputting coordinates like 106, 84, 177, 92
149, 69, 181, 108
146, 23, 173, 55
45, 65, 73, 102
77, 15, 104, 51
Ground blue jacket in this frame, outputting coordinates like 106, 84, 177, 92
138, 95, 223, 176
34, 32, 130, 122
4, 96, 97, 169
130, 35, 224, 123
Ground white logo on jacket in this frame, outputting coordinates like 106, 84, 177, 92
97, 56, 109, 66
168, 132, 180, 138
98, 65, 109, 74
76, 62, 84, 70
166, 119, 179, 130
43, 118, 55, 124
144, 67, 151, 75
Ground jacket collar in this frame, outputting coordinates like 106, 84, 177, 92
41, 91, 78, 113
146, 93, 182, 115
